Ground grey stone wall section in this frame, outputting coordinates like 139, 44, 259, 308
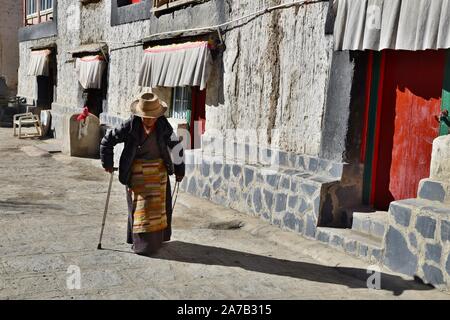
384, 226, 418, 276
384, 199, 450, 289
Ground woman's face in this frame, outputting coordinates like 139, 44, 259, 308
142, 117, 157, 128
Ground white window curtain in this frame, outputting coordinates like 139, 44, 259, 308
138, 41, 213, 90
75, 55, 107, 89
334, 0, 450, 51
27, 49, 51, 76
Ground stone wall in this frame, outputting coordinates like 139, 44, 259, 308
206, 0, 334, 156
383, 135, 450, 290
180, 134, 345, 238
0, 0, 22, 95
384, 200, 450, 289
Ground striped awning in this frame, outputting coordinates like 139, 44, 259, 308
334, 0, 450, 51
137, 41, 213, 90
27, 49, 51, 76
75, 55, 107, 89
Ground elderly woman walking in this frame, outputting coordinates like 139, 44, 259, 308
100, 92, 185, 256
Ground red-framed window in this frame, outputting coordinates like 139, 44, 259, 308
24, 0, 54, 26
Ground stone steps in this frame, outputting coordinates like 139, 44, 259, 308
351, 210, 388, 239
418, 178, 450, 204
315, 227, 384, 264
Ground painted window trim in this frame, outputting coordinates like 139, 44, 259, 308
362, 51, 386, 206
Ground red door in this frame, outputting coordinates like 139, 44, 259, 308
373, 50, 446, 209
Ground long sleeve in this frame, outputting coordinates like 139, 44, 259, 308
100, 119, 131, 169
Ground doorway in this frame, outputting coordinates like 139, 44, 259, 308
362, 50, 447, 210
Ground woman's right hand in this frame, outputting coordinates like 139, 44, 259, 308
104, 167, 114, 173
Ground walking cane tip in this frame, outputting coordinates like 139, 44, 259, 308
97, 244, 102, 250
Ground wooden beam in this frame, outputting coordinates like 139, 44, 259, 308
37, 0, 41, 24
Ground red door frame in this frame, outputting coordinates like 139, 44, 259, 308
190, 86, 206, 149
362, 50, 447, 209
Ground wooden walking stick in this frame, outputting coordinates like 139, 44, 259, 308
97, 168, 118, 250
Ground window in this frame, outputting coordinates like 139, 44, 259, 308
117, 0, 141, 7
26, 0, 37, 15
25, 0, 54, 26
40, 0, 54, 11
153, 0, 201, 13
171, 87, 192, 120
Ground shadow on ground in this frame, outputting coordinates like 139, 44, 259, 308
103, 240, 435, 297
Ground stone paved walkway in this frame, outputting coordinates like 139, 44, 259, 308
0, 128, 449, 300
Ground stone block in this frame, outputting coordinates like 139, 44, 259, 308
288, 195, 298, 210
275, 193, 287, 212
265, 173, 280, 188
344, 240, 357, 253
213, 162, 222, 175
223, 164, 231, 179
202, 185, 211, 198
278, 151, 289, 167
384, 226, 418, 276
253, 189, 262, 214
308, 157, 318, 172
359, 244, 368, 257
330, 235, 344, 247
371, 249, 383, 262
425, 244, 442, 264
290, 180, 298, 193
212, 177, 222, 191
229, 187, 239, 202
329, 163, 343, 178
422, 264, 445, 285
372, 221, 386, 238
390, 203, 411, 227
298, 198, 309, 213
283, 212, 298, 231
244, 167, 255, 187
316, 230, 330, 243
289, 153, 298, 168
305, 215, 316, 238
298, 156, 306, 170
415, 216, 436, 239
418, 180, 445, 202
187, 177, 197, 194
232, 165, 242, 178
280, 177, 290, 190
201, 162, 210, 177
441, 220, 450, 242
300, 183, 318, 196
408, 233, 418, 249
263, 190, 274, 210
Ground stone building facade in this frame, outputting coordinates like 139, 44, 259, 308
0, 0, 22, 96
16, 0, 450, 290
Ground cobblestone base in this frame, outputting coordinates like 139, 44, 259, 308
384, 199, 450, 290
180, 144, 345, 241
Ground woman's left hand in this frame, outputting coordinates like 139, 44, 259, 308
176, 175, 184, 182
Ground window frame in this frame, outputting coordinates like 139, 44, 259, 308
25, 0, 54, 26
171, 87, 192, 120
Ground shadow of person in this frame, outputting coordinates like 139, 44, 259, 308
139, 241, 435, 297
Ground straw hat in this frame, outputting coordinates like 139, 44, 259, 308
130, 92, 168, 118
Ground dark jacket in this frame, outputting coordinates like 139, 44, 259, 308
100, 115, 185, 187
